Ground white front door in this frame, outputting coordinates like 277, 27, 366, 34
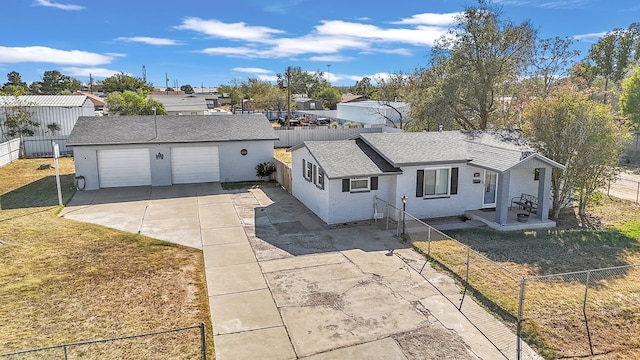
483, 170, 498, 208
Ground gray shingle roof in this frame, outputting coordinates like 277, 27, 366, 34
303, 139, 401, 179
67, 114, 278, 146
360, 132, 471, 165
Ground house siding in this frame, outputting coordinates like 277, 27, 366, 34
326, 175, 394, 224
291, 147, 330, 222
218, 140, 275, 182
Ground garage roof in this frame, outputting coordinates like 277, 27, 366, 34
67, 114, 278, 145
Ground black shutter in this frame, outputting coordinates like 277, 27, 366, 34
313, 165, 317, 184
342, 179, 350, 192
416, 170, 424, 197
370, 176, 378, 190
302, 159, 306, 179
450, 167, 459, 195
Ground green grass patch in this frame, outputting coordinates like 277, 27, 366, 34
221, 180, 278, 190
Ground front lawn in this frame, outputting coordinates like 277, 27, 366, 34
413, 197, 640, 359
0, 159, 212, 359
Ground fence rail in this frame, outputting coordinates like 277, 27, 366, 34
374, 196, 640, 360
274, 126, 383, 147
0, 323, 207, 360
22, 136, 71, 157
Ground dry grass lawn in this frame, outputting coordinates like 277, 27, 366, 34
0, 158, 213, 359
413, 197, 640, 359
274, 147, 291, 166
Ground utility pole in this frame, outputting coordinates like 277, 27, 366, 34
142, 65, 146, 82
165, 72, 169, 93
286, 66, 291, 127
327, 64, 331, 85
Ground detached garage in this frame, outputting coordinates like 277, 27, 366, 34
67, 114, 277, 190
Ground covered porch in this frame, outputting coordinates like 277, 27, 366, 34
465, 208, 557, 231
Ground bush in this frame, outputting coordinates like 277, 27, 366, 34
255, 162, 276, 180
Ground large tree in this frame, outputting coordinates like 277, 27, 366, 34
587, 23, 640, 104
3, 71, 28, 95
523, 88, 630, 220
429, 1, 536, 130
530, 37, 580, 97
99, 72, 153, 94
620, 66, 640, 128
40, 70, 72, 94
105, 90, 167, 115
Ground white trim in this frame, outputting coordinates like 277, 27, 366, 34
350, 177, 370, 192
423, 167, 451, 198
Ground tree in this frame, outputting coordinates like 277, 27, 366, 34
351, 77, 376, 98
530, 37, 580, 97
180, 84, 194, 94
3, 71, 28, 95
105, 90, 167, 115
429, 1, 536, 129
314, 85, 341, 110
0, 96, 39, 141
40, 70, 72, 94
99, 72, 153, 94
522, 88, 630, 220
587, 23, 639, 104
620, 66, 640, 128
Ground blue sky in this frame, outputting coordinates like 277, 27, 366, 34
2, 0, 639, 89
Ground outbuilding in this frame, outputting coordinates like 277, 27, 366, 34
67, 114, 277, 190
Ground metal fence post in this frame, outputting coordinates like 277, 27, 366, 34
516, 278, 526, 360
200, 322, 207, 360
427, 227, 431, 257
63, 344, 68, 360
636, 182, 639, 205
583, 271, 594, 356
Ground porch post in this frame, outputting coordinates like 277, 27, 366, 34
494, 171, 511, 225
537, 167, 551, 220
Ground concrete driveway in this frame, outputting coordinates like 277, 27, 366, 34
61, 184, 519, 360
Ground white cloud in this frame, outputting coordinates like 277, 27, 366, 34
308, 55, 354, 62
315, 20, 447, 46
233, 67, 272, 74
61, 67, 122, 78
538, 0, 589, 9
33, 0, 83, 11
0, 46, 114, 65
572, 31, 608, 41
199, 47, 263, 58
392, 12, 461, 26
175, 18, 284, 42
115, 37, 183, 46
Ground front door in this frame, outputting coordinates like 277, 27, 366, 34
483, 170, 498, 208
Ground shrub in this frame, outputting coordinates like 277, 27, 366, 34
255, 162, 276, 180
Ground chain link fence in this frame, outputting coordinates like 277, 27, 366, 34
374, 197, 640, 360
0, 323, 207, 360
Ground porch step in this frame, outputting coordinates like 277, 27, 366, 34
431, 219, 487, 231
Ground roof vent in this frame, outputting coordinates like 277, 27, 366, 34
438, 124, 443, 132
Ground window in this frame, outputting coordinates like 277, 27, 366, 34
416, 168, 458, 198
534, 168, 540, 181
342, 176, 378, 193
351, 178, 369, 191
317, 168, 325, 189
306, 161, 313, 180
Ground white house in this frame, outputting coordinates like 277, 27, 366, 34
67, 114, 277, 190
0, 95, 94, 156
336, 100, 409, 127
290, 130, 565, 230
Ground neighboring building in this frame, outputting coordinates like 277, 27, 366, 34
149, 94, 209, 115
73, 91, 106, 114
295, 98, 323, 110
341, 94, 369, 103
68, 114, 278, 190
290, 130, 564, 230
0, 95, 94, 156
337, 100, 409, 127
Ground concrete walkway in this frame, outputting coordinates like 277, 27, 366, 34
61, 184, 536, 359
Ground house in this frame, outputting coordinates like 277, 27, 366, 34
336, 100, 409, 128
341, 93, 369, 103
295, 98, 324, 110
149, 94, 209, 115
0, 95, 94, 156
67, 114, 277, 190
72, 91, 106, 114
290, 130, 565, 230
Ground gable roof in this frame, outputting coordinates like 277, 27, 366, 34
67, 114, 278, 146
292, 139, 401, 179
0, 95, 90, 107
298, 130, 563, 176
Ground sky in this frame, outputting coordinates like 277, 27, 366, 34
2, 0, 640, 89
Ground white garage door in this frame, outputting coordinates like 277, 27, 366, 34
97, 149, 151, 188
171, 146, 220, 184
